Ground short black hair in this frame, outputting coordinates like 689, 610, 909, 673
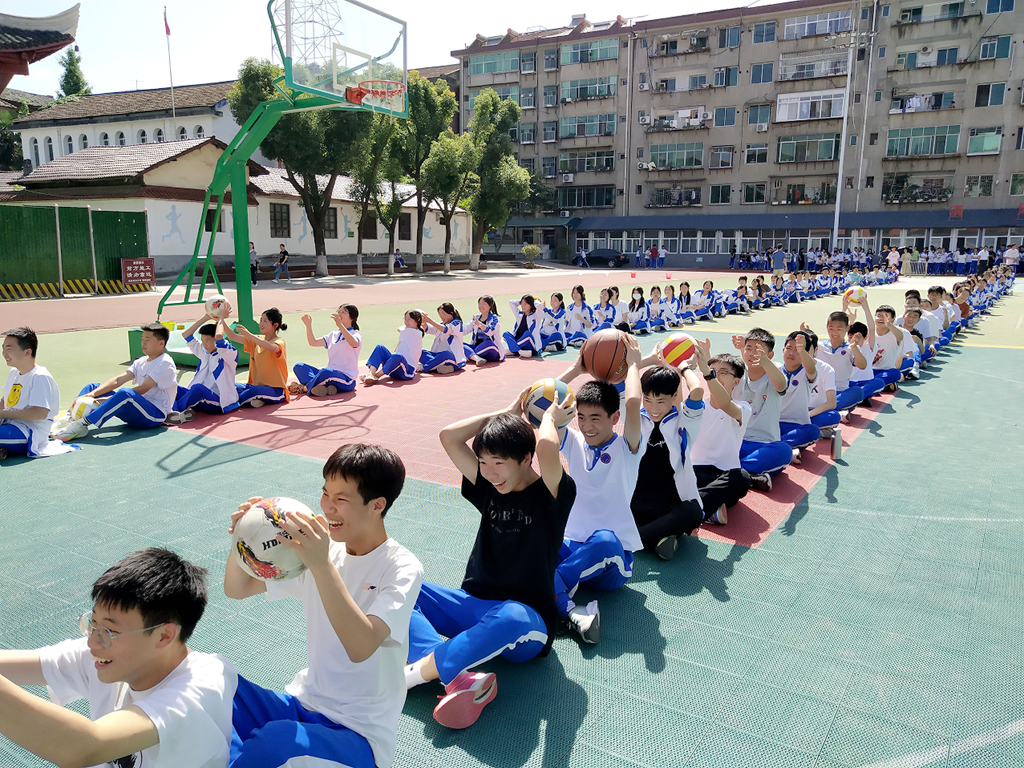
576, 380, 620, 416
641, 365, 680, 397
876, 305, 897, 320
91, 548, 208, 643
904, 289, 921, 300
927, 285, 944, 296
849, 321, 869, 337
472, 413, 536, 464
904, 307, 922, 318
786, 330, 813, 351
199, 323, 218, 338
709, 353, 744, 378
3, 327, 38, 356
744, 327, 776, 351
140, 322, 170, 344
827, 311, 849, 327
323, 443, 406, 517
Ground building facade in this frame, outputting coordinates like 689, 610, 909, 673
452, 0, 1023, 258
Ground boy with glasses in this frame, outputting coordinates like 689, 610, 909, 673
0, 548, 236, 767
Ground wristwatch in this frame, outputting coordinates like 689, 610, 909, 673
703, 369, 717, 380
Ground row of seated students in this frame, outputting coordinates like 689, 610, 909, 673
0, 269, 1014, 768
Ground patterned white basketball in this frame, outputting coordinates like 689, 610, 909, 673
232, 497, 311, 581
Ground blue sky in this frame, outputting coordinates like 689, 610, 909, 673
4, 0, 766, 97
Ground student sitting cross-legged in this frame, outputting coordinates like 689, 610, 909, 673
172, 311, 240, 418
1, 326, 72, 460
464, 296, 506, 364
629, 362, 705, 561
0, 548, 237, 768
291, 304, 362, 396
221, 308, 289, 408
554, 335, 645, 644
539, 293, 568, 352
55, 322, 178, 441
503, 295, 543, 358
689, 339, 757, 521
731, 328, 793, 481
776, 330, 822, 463
406, 388, 576, 729
226, 444, 423, 768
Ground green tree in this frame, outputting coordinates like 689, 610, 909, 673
517, 171, 556, 216
348, 115, 398, 266
228, 58, 370, 276
466, 90, 530, 266
57, 48, 92, 97
422, 130, 479, 270
398, 72, 457, 270
0, 101, 27, 171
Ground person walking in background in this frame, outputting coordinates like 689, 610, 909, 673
273, 244, 291, 283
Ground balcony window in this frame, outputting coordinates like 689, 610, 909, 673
468, 51, 520, 75
784, 11, 851, 39
886, 125, 960, 156
967, 127, 1002, 155
650, 141, 704, 168
561, 39, 619, 65
777, 133, 841, 162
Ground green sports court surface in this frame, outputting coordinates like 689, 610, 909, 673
2, 267, 1023, 768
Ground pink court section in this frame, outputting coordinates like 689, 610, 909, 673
174, 356, 893, 549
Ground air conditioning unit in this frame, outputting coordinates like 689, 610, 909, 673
921, 45, 932, 54
638, 82, 650, 91
562, 173, 575, 183
699, 83, 711, 89
756, 123, 769, 132
657, 80, 670, 91
638, 161, 647, 170
702, 112, 712, 119
559, 211, 571, 218
639, 115, 651, 125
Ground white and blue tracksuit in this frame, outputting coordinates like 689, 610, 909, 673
647, 299, 667, 330
464, 313, 506, 362
626, 302, 650, 333
565, 302, 595, 344
503, 300, 542, 355
77, 383, 167, 429
593, 302, 618, 331
175, 336, 240, 414
675, 295, 701, 323
367, 327, 423, 381
294, 328, 362, 393
540, 306, 567, 350
421, 319, 466, 372
692, 289, 722, 318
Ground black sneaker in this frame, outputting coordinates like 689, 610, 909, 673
654, 535, 678, 561
750, 472, 773, 493
0, 447, 8, 462
859, 397, 874, 408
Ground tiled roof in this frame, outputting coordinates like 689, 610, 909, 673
0, 26, 73, 51
19, 137, 266, 185
0, 170, 24, 200
13, 81, 234, 125
412, 63, 459, 80
252, 167, 456, 211
0, 88, 54, 108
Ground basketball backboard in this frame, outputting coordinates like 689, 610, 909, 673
269, 0, 408, 117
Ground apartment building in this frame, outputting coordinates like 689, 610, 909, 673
452, 0, 1023, 260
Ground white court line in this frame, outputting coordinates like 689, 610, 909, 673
839, 509, 1024, 523
857, 717, 1024, 768
1015, 314, 1022, 332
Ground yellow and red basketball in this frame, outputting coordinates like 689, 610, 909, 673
844, 286, 867, 305
657, 333, 697, 368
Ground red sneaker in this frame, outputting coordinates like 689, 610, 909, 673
432, 671, 497, 729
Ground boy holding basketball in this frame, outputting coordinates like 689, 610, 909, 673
555, 334, 645, 644
224, 443, 424, 767
405, 389, 575, 729
0, 547, 237, 767
54, 322, 178, 440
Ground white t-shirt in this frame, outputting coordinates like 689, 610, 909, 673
777, 363, 814, 424
324, 328, 363, 379
128, 353, 177, 416
266, 538, 423, 768
872, 330, 902, 370
39, 638, 236, 768
734, 372, 783, 443
690, 397, 751, 470
427, 320, 466, 365
816, 340, 856, 392
849, 341, 874, 382
808, 359, 836, 410
393, 327, 424, 367
2, 365, 60, 455
560, 428, 644, 551
1005, 247, 1020, 266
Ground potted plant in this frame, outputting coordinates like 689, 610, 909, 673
521, 243, 542, 268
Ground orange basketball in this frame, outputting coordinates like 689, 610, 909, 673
581, 329, 630, 385
657, 333, 697, 368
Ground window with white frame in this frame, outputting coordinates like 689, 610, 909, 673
967, 127, 1002, 155
886, 125, 960, 156
116, 132, 125, 146
138, 129, 147, 144
468, 51, 520, 75
521, 52, 536, 73
557, 186, 616, 208
561, 39, 618, 64
561, 77, 616, 100
777, 133, 841, 162
544, 49, 558, 69
744, 182, 767, 203
543, 85, 557, 106
964, 174, 994, 196
751, 63, 773, 84
519, 157, 535, 172
520, 123, 535, 143
688, 74, 708, 90
65, 135, 73, 154
719, 27, 741, 48
542, 156, 557, 177
753, 21, 776, 43
1009, 173, 1024, 195
178, 127, 187, 140
469, 86, 519, 108
155, 128, 164, 143
31, 138, 39, 166
710, 145, 734, 168
986, 0, 1013, 12
650, 142, 704, 168
713, 66, 738, 87
975, 83, 1005, 108
195, 126, 204, 138
776, 90, 845, 122
980, 36, 1011, 60
784, 11, 851, 39
559, 113, 616, 137
710, 184, 731, 203
79, 134, 88, 150
746, 143, 768, 163
559, 149, 615, 172
521, 88, 535, 108
543, 121, 557, 141
100, 132, 109, 146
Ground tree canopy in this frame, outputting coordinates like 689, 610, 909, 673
57, 49, 91, 98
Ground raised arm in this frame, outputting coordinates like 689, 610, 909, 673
798, 338, 817, 382
439, 388, 530, 484
695, 338, 742, 422
537, 395, 571, 497
182, 313, 212, 340
760, 346, 788, 395
301, 314, 321, 348
622, 336, 643, 454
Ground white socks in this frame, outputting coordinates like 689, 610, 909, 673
404, 660, 428, 690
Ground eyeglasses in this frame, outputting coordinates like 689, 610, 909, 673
78, 612, 165, 649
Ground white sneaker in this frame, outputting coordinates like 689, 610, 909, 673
471, 354, 485, 365
271, 278, 279, 283
567, 602, 600, 644
519, 350, 532, 358
54, 418, 89, 441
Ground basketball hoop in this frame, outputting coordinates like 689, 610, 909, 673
345, 79, 406, 118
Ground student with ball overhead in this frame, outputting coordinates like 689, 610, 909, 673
225, 443, 423, 768
554, 332, 645, 644
406, 383, 576, 729
170, 309, 240, 420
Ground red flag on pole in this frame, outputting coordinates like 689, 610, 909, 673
164, 7, 171, 36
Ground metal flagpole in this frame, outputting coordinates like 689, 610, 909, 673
165, 7, 176, 127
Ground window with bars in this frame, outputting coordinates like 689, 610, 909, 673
784, 11, 851, 39
324, 208, 338, 239
964, 175, 994, 197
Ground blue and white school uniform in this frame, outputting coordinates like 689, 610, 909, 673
565, 301, 594, 345
639, 400, 705, 508
721, 290, 740, 314
647, 298, 667, 330
464, 313, 506, 362
0, 365, 73, 457
626, 301, 650, 333
294, 328, 362, 393
593, 302, 617, 331
503, 300, 542, 355
556, 428, 643, 615
421, 320, 466, 372
692, 289, 722, 318
367, 327, 423, 381
778, 363, 821, 450
176, 336, 240, 413
677, 294, 701, 323
540, 306, 567, 350
661, 296, 681, 326
80, 353, 177, 429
